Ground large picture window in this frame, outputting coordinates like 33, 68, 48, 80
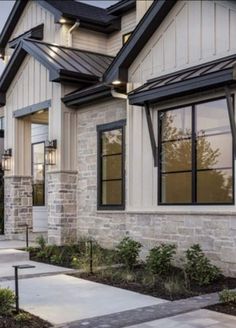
159, 98, 234, 205
32, 142, 45, 206
97, 120, 125, 210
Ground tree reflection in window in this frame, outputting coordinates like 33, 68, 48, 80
98, 121, 125, 209
159, 98, 233, 204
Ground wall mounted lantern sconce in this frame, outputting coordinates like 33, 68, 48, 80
2, 148, 12, 171
45, 140, 57, 165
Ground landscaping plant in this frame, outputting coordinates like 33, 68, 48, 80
146, 243, 176, 276
185, 244, 221, 286
116, 237, 142, 269
0, 288, 15, 315
219, 289, 236, 304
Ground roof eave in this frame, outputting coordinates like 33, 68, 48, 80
63, 87, 112, 108
0, 1, 28, 56
129, 69, 236, 106
107, 0, 136, 16
104, 0, 177, 84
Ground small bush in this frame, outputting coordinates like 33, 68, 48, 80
219, 289, 236, 304
116, 237, 142, 269
185, 244, 221, 286
15, 312, 31, 322
0, 288, 15, 315
36, 235, 46, 250
146, 244, 176, 276
164, 276, 190, 299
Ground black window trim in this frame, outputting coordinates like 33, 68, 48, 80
97, 119, 126, 211
158, 96, 235, 206
32, 141, 46, 207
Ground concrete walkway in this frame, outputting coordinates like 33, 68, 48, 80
0, 239, 36, 249
127, 309, 236, 328
0, 274, 167, 325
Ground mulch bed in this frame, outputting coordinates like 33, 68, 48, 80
206, 303, 236, 316
72, 266, 236, 301
0, 311, 51, 328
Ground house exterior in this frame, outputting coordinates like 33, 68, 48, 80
1, 0, 236, 275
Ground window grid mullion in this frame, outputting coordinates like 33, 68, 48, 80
192, 105, 197, 204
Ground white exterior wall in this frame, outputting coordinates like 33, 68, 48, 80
4, 1, 70, 62
72, 28, 108, 54
136, 0, 153, 23
5, 55, 52, 176
130, 0, 236, 84
127, 0, 236, 212
108, 9, 137, 56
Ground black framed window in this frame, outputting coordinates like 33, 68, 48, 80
97, 120, 126, 210
32, 142, 45, 206
159, 97, 234, 205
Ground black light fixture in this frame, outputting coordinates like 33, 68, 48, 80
2, 148, 12, 171
45, 140, 57, 165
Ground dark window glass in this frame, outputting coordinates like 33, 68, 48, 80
159, 98, 234, 205
32, 142, 45, 206
98, 122, 125, 209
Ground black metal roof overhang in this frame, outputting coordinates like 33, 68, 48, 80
129, 55, 236, 106
104, 0, 177, 84
107, 0, 136, 16
0, 39, 114, 107
62, 83, 112, 108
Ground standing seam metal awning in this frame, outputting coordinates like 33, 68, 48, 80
129, 55, 236, 106
128, 54, 236, 168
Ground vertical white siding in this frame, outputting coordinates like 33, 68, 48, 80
136, 0, 154, 23
5, 55, 52, 176
129, 0, 236, 84
127, 0, 236, 211
108, 9, 137, 56
72, 29, 108, 54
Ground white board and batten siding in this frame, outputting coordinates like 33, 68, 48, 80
5, 1, 69, 62
108, 9, 137, 56
5, 56, 52, 155
127, 0, 236, 212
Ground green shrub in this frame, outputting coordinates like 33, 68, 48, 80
0, 288, 15, 315
146, 244, 176, 276
15, 312, 31, 322
36, 235, 46, 250
185, 244, 220, 286
116, 237, 142, 269
219, 289, 236, 304
164, 276, 190, 299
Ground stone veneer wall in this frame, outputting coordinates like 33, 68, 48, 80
4, 176, 32, 238
77, 98, 236, 277
47, 171, 77, 245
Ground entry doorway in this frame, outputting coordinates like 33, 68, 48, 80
31, 110, 48, 232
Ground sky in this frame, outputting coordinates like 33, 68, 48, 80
0, 0, 119, 75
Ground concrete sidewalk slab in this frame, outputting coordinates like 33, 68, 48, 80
0, 260, 72, 280
0, 240, 37, 249
0, 249, 29, 262
127, 309, 236, 328
0, 274, 167, 325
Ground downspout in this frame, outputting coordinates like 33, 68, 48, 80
68, 21, 80, 47
111, 88, 128, 99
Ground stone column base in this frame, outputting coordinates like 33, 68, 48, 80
4, 176, 32, 239
47, 171, 77, 245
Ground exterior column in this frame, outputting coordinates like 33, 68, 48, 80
4, 118, 32, 239
48, 171, 77, 245
47, 84, 77, 244
4, 176, 32, 238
